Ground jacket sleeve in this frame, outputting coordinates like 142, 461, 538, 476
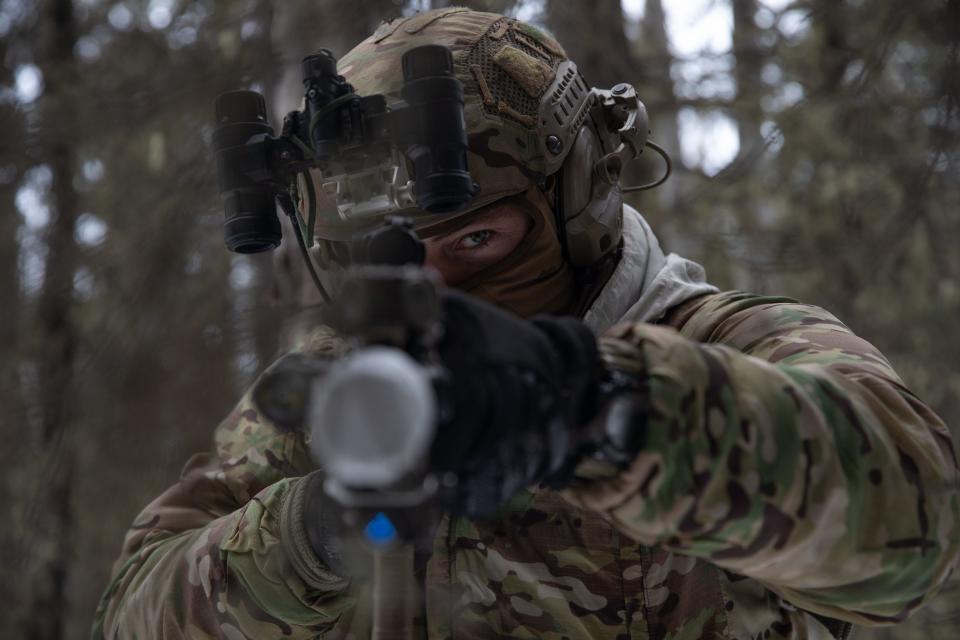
91, 328, 358, 640
564, 291, 960, 626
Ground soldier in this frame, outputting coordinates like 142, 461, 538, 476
93, 8, 959, 639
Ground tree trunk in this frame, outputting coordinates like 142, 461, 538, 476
0, 27, 28, 624
429, 0, 518, 11
810, 0, 858, 320
729, 0, 770, 291
271, 0, 403, 116
252, 0, 281, 372
731, 0, 764, 158
545, 0, 634, 87
632, 0, 682, 220
24, 1, 80, 638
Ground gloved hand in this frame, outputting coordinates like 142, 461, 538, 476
431, 290, 600, 518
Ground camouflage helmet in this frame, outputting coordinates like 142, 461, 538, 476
307, 7, 650, 268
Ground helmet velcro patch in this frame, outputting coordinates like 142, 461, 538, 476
512, 22, 565, 57
512, 30, 554, 63
493, 45, 555, 98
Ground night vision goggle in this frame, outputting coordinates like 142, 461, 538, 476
211, 45, 477, 259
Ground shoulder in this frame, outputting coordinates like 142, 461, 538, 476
661, 290, 806, 339
662, 290, 895, 371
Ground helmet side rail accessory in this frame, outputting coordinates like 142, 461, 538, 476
543, 69, 673, 268
589, 83, 672, 193
211, 44, 478, 301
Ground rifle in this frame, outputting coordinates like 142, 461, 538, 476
251, 220, 448, 640
212, 45, 474, 640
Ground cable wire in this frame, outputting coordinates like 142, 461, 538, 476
622, 140, 673, 192
278, 193, 332, 304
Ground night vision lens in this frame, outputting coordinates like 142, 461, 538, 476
400, 45, 476, 214
212, 90, 282, 254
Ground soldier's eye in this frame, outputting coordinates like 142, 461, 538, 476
456, 229, 494, 250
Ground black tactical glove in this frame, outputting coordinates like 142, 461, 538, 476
432, 290, 600, 518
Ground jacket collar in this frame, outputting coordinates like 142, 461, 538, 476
582, 205, 718, 335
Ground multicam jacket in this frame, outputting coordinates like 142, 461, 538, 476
92, 287, 960, 639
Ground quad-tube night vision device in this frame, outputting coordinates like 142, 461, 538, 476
211, 44, 477, 256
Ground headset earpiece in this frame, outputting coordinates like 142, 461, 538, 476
556, 82, 650, 268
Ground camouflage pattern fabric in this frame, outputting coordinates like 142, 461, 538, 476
91, 292, 960, 639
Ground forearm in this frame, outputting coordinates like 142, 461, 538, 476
566, 310, 960, 625
92, 477, 353, 639
94, 324, 355, 640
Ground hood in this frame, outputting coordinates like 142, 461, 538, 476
583, 205, 717, 335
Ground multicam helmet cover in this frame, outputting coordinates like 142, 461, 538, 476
308, 7, 593, 240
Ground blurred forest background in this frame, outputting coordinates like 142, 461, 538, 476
1, 0, 958, 637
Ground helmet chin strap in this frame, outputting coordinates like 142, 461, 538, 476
545, 172, 572, 266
